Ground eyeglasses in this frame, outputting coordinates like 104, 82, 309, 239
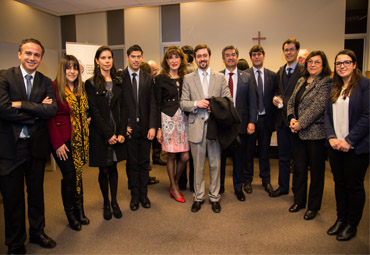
284, 48, 297, 53
307, 60, 322, 66
335, 60, 352, 67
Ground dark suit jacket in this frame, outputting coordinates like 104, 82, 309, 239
0, 66, 57, 174
220, 69, 257, 134
276, 63, 304, 127
246, 67, 278, 133
325, 77, 369, 155
118, 68, 157, 137
85, 76, 127, 167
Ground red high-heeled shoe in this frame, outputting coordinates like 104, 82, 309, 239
170, 188, 185, 203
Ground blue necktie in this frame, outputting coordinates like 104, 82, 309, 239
257, 70, 265, 114
25, 74, 33, 99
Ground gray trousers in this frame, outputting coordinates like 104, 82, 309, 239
190, 123, 221, 202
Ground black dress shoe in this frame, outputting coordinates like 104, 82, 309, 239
103, 204, 112, 220
304, 210, 317, 220
336, 224, 357, 241
7, 245, 26, 254
211, 202, 221, 213
269, 188, 288, 197
219, 187, 225, 194
148, 176, 160, 185
289, 204, 303, 213
130, 200, 139, 211
30, 233, 56, 249
153, 159, 167, 165
263, 183, 273, 195
140, 197, 151, 208
235, 190, 246, 201
111, 203, 122, 219
191, 201, 204, 213
243, 182, 252, 194
327, 218, 346, 236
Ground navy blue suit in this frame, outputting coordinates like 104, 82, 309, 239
220, 69, 257, 192
275, 63, 303, 193
245, 67, 278, 185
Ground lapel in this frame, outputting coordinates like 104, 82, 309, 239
138, 70, 145, 103
29, 71, 40, 101
193, 70, 204, 98
301, 77, 318, 100
278, 65, 285, 94
124, 68, 137, 105
110, 79, 121, 108
235, 70, 244, 104
15, 67, 28, 100
208, 70, 215, 97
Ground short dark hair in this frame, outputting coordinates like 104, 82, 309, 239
222, 45, 239, 58
127, 44, 143, 56
237, 59, 249, 71
181, 45, 194, 63
140, 62, 151, 74
301, 50, 331, 78
194, 44, 211, 57
249, 45, 265, 57
282, 38, 300, 51
19, 38, 45, 57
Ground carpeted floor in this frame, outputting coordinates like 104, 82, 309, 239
0, 156, 369, 254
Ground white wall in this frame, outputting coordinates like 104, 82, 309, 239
124, 6, 161, 64
181, 0, 346, 72
76, 12, 108, 46
0, 0, 60, 78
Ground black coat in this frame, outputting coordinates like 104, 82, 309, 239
85, 77, 127, 167
207, 97, 241, 150
0, 67, 57, 175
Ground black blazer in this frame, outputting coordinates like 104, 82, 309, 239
118, 68, 157, 137
246, 67, 278, 133
325, 77, 369, 155
220, 69, 257, 134
154, 74, 183, 128
0, 66, 57, 174
85, 77, 127, 167
276, 63, 304, 127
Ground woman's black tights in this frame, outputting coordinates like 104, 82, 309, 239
98, 162, 118, 206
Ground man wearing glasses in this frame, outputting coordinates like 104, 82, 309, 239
270, 38, 304, 197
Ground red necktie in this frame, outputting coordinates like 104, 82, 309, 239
228, 72, 234, 97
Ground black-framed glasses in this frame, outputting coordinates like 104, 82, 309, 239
335, 60, 352, 67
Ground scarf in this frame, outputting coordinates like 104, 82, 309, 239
65, 86, 89, 195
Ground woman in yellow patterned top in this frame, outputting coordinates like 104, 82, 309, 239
47, 55, 90, 231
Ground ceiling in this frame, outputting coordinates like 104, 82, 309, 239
15, 0, 200, 16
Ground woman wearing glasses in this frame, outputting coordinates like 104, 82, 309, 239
287, 50, 332, 220
325, 49, 369, 241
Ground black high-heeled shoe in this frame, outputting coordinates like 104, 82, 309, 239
111, 203, 122, 219
103, 204, 112, 220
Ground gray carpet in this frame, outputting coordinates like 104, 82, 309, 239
0, 157, 369, 254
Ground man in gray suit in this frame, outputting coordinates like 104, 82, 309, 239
180, 44, 231, 213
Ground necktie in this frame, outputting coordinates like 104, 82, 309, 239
287, 67, 293, 78
228, 72, 234, 97
132, 73, 139, 121
202, 71, 209, 98
257, 70, 265, 114
25, 74, 33, 99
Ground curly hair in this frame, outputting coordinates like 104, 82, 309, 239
160, 46, 187, 79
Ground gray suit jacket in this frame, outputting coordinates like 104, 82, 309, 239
287, 76, 332, 140
180, 69, 231, 143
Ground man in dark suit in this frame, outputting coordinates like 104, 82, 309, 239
270, 38, 303, 197
118, 45, 157, 211
245, 45, 278, 195
220, 45, 257, 201
0, 38, 57, 254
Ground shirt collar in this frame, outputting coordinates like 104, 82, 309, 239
198, 67, 210, 77
253, 66, 264, 74
225, 67, 237, 76
128, 67, 139, 78
286, 61, 298, 71
19, 65, 36, 79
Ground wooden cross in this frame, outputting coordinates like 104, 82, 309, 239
252, 31, 266, 46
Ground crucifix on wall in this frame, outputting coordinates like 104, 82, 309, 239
252, 31, 266, 46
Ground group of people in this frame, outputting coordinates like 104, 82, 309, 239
0, 37, 368, 254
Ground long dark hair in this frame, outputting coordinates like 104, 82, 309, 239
329, 49, 362, 103
55, 55, 84, 104
160, 46, 187, 79
93, 46, 117, 89
301, 50, 331, 78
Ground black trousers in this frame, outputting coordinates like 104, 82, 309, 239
292, 136, 326, 211
245, 116, 272, 185
151, 138, 162, 162
328, 148, 369, 226
0, 140, 46, 249
126, 136, 150, 200
51, 141, 76, 184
